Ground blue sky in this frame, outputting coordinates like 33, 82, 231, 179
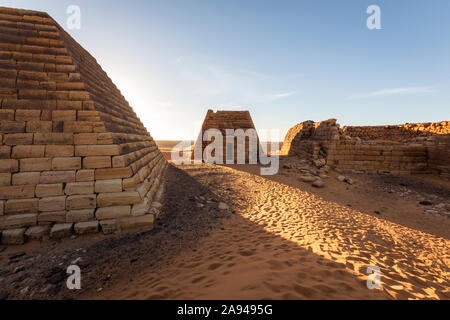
4, 0, 449, 140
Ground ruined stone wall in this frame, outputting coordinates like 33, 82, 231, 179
0, 7, 167, 245
195, 109, 260, 163
282, 119, 448, 176
342, 121, 450, 142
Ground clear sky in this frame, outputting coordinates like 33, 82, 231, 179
4, 0, 450, 140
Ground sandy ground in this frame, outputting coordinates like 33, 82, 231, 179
0, 163, 449, 300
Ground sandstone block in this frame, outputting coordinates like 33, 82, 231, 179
75, 145, 120, 157
4, 133, 33, 146
66, 194, 96, 210
74, 221, 99, 235
0, 185, 35, 199
66, 209, 94, 223
74, 133, 97, 145
20, 158, 51, 172
97, 191, 141, 207
34, 133, 73, 145
95, 206, 130, 220
39, 171, 75, 184
95, 179, 122, 193
35, 184, 63, 197
0, 146, 11, 159
52, 157, 81, 171
76, 169, 94, 182
38, 211, 66, 223
83, 156, 111, 169
0, 200, 4, 215
100, 219, 117, 235
0, 159, 18, 173
15, 110, 41, 121
26, 120, 52, 133
12, 145, 45, 159
95, 167, 132, 180
1, 228, 26, 245
5, 199, 39, 214
50, 223, 73, 238
39, 196, 66, 212
25, 225, 50, 240
0, 173, 11, 186
52, 110, 76, 122
131, 198, 149, 216
45, 145, 74, 157
12, 172, 40, 185
118, 214, 154, 230
0, 213, 37, 229
65, 182, 94, 195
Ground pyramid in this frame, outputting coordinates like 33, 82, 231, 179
0, 7, 167, 244
194, 109, 260, 163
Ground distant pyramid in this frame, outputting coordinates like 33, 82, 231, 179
0, 7, 166, 244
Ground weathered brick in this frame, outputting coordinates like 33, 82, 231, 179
45, 145, 74, 157
12, 172, 40, 185
95, 205, 130, 220
65, 182, 94, 195
74, 133, 97, 145
34, 133, 73, 145
15, 109, 41, 121
0, 200, 4, 215
118, 214, 154, 230
4, 133, 33, 145
95, 167, 132, 180
66, 194, 96, 210
0, 213, 37, 229
52, 110, 76, 122
75, 145, 120, 157
76, 169, 94, 182
0, 159, 18, 173
1, 228, 26, 245
0, 185, 35, 200
35, 183, 64, 197
38, 211, 66, 223
97, 191, 141, 207
39, 171, 75, 184
83, 156, 111, 169
20, 158, 51, 172
66, 209, 94, 223
12, 145, 45, 158
5, 198, 39, 214
50, 223, 73, 238
25, 225, 50, 240
26, 120, 51, 133
39, 196, 66, 212
0, 121, 25, 133
94, 179, 122, 193
52, 157, 81, 171
0, 110, 14, 121
0, 173, 11, 186
99, 219, 117, 234
0, 146, 11, 159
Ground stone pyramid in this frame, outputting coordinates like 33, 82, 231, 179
0, 7, 167, 244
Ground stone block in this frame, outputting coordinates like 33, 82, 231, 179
0, 173, 11, 186
0, 159, 18, 173
11, 145, 45, 158
100, 219, 117, 235
74, 221, 99, 235
0, 200, 4, 215
97, 191, 141, 207
65, 182, 94, 195
20, 158, 51, 172
74, 133, 97, 145
83, 156, 111, 169
38, 211, 66, 223
1, 228, 26, 245
95, 167, 132, 180
35, 184, 64, 197
50, 223, 73, 238
45, 145, 74, 157
66, 194, 96, 210
4, 133, 33, 146
52, 110, 76, 122
52, 157, 81, 171
12, 172, 40, 185
0, 185, 35, 200
39, 171, 75, 184
66, 209, 94, 223
94, 179, 122, 193
75, 145, 120, 157
95, 205, 130, 220
5, 198, 39, 214
76, 169, 94, 182
0, 213, 37, 229
25, 225, 50, 240
118, 214, 155, 230
39, 196, 66, 212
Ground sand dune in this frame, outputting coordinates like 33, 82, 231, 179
94, 165, 449, 300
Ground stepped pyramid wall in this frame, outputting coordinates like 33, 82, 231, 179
0, 7, 167, 244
